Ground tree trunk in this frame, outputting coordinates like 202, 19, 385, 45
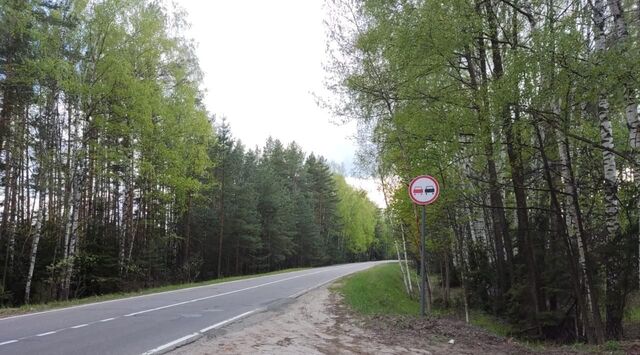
444, 250, 450, 307
61, 154, 83, 300
1, 146, 17, 291
540, 104, 605, 343
217, 171, 225, 278
464, 45, 510, 300
606, 0, 640, 293
184, 193, 192, 267
395, 240, 411, 295
484, 1, 540, 328
25, 185, 46, 304
591, 0, 625, 339
380, 172, 413, 295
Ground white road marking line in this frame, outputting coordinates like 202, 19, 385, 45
140, 332, 200, 355
289, 271, 356, 298
0, 267, 317, 322
141, 309, 260, 355
199, 309, 258, 333
36, 331, 56, 337
125, 269, 330, 317
0, 263, 376, 352
293, 263, 381, 298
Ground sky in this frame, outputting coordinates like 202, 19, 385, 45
176, 0, 386, 207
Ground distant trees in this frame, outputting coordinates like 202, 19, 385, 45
0, 0, 389, 307
197, 131, 389, 278
327, 0, 640, 344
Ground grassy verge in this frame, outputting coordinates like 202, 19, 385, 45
338, 261, 420, 315
338, 263, 492, 322
337, 263, 637, 354
0, 267, 308, 319
625, 291, 640, 323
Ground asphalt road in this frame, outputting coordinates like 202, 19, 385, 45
0, 261, 388, 355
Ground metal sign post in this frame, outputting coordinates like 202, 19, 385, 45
420, 204, 427, 316
408, 175, 440, 317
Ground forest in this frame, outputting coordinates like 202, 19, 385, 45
326, 0, 640, 344
0, 0, 389, 308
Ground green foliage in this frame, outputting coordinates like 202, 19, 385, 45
334, 175, 379, 255
604, 340, 621, 352
470, 311, 513, 338
326, 0, 640, 343
339, 263, 419, 315
0, 0, 386, 308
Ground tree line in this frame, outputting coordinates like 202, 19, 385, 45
327, 0, 640, 344
0, 0, 389, 307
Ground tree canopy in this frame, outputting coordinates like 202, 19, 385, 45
326, 0, 640, 343
0, 0, 389, 308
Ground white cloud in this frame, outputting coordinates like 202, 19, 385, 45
176, 0, 382, 206
345, 177, 386, 208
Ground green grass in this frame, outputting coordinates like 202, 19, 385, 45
338, 263, 420, 315
338, 263, 514, 334
626, 306, 640, 323
469, 311, 512, 337
0, 267, 308, 318
337, 264, 639, 354
624, 291, 640, 323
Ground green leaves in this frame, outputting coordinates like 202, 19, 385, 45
326, 0, 640, 340
334, 175, 379, 254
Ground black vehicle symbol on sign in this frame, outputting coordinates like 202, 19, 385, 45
425, 186, 435, 194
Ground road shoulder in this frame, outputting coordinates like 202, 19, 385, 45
170, 281, 513, 355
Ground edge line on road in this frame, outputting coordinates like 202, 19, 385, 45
199, 309, 258, 333
289, 270, 357, 299
138, 263, 380, 355
0, 262, 384, 353
124, 268, 332, 318
140, 332, 200, 355
141, 308, 261, 355
0, 267, 321, 322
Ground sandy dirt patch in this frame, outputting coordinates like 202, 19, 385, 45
171, 283, 537, 355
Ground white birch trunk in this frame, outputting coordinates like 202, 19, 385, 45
606, 0, 640, 288
399, 224, 413, 293
61, 105, 84, 300
3, 120, 17, 276
379, 173, 413, 294
120, 184, 130, 275
126, 218, 136, 268
556, 124, 596, 318
62, 162, 82, 300
593, 0, 621, 238
607, 0, 627, 40
125, 155, 137, 270
395, 240, 410, 295
24, 187, 46, 304
453, 227, 470, 323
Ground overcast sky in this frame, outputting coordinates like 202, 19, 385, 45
176, 0, 385, 207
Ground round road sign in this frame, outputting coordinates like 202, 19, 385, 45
408, 175, 440, 205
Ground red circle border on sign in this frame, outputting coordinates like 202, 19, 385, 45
408, 175, 440, 205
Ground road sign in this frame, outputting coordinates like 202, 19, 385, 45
408, 174, 440, 317
408, 175, 440, 205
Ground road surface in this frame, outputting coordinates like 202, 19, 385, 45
0, 261, 387, 355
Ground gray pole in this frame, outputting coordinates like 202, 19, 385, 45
420, 204, 426, 317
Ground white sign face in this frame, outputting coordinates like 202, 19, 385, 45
408, 175, 440, 205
